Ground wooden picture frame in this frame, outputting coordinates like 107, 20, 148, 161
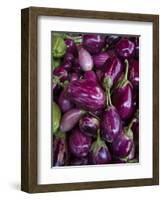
21, 7, 159, 193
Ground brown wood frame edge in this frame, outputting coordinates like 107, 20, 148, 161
21, 7, 159, 193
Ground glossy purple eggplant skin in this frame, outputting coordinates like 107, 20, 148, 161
60, 109, 85, 132
61, 61, 72, 72
64, 52, 74, 63
101, 106, 122, 143
112, 82, 133, 121
116, 38, 135, 59
79, 115, 100, 137
69, 128, 92, 158
53, 67, 68, 82
69, 156, 88, 166
66, 79, 106, 111
83, 34, 105, 54
84, 71, 98, 84
64, 38, 77, 55
93, 52, 109, 69
129, 59, 139, 88
89, 146, 112, 165
58, 90, 74, 113
112, 129, 133, 158
103, 55, 124, 85
53, 135, 68, 166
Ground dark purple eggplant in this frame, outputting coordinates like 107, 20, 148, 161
60, 108, 86, 132
129, 59, 139, 88
101, 71, 122, 143
66, 79, 106, 111
69, 128, 92, 158
69, 156, 88, 166
93, 52, 109, 69
72, 58, 82, 73
78, 47, 93, 71
64, 38, 77, 55
58, 90, 74, 112
106, 35, 121, 49
53, 131, 68, 166
116, 38, 135, 59
61, 61, 72, 72
79, 114, 100, 137
112, 125, 134, 158
130, 36, 139, 59
83, 34, 105, 54
102, 55, 124, 88
63, 52, 74, 63
89, 131, 112, 164
53, 66, 68, 82
112, 60, 134, 121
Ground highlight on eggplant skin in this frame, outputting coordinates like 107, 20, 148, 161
52, 32, 139, 166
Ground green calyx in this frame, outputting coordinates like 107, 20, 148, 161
54, 130, 66, 139
53, 102, 61, 133
53, 76, 69, 89
91, 130, 106, 154
53, 58, 61, 69
116, 59, 130, 89
52, 36, 67, 58
65, 35, 82, 44
124, 126, 133, 140
103, 77, 113, 108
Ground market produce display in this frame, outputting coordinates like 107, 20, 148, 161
52, 32, 139, 166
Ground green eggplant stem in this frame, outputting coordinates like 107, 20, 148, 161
106, 87, 113, 108
124, 59, 129, 81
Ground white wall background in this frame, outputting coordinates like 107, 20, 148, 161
0, 0, 162, 199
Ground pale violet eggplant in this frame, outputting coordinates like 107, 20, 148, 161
78, 47, 93, 71
60, 108, 85, 132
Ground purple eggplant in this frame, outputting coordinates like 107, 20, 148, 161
83, 34, 105, 54
66, 79, 106, 111
64, 52, 74, 63
79, 114, 100, 137
53, 66, 68, 82
78, 47, 93, 71
64, 38, 77, 55
69, 128, 92, 158
101, 70, 122, 143
69, 156, 88, 166
101, 106, 122, 143
53, 131, 68, 166
70, 72, 79, 82
84, 71, 98, 83
130, 36, 139, 59
116, 38, 135, 59
112, 60, 134, 121
72, 58, 82, 73
61, 61, 72, 72
60, 108, 86, 132
112, 126, 134, 158
106, 35, 121, 49
89, 131, 112, 164
129, 59, 139, 88
58, 90, 74, 112
102, 55, 124, 88
93, 52, 109, 69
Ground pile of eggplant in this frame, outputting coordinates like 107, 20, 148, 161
52, 32, 139, 166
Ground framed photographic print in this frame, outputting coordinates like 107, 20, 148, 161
21, 7, 159, 193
